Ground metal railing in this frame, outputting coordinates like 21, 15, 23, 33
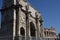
0, 36, 58, 40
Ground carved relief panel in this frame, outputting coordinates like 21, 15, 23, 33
19, 11, 26, 27
20, 15, 26, 24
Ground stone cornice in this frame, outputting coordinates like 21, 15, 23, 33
0, 4, 22, 12
21, 8, 36, 19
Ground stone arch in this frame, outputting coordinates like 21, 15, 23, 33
30, 22, 36, 36
20, 27, 25, 36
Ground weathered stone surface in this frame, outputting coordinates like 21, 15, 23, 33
0, 0, 58, 40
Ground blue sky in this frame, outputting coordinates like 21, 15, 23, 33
28, 0, 60, 34
0, 0, 60, 34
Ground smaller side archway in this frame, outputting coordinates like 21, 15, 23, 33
20, 27, 25, 36
30, 22, 36, 37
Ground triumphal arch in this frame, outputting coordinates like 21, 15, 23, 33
1, 0, 44, 40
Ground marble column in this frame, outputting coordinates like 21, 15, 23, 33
14, 4, 22, 40
39, 16, 44, 37
25, 5, 30, 40
13, 9, 16, 40
35, 12, 40, 40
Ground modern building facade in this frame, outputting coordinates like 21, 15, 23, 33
0, 0, 58, 40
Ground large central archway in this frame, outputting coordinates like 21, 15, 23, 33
30, 22, 36, 37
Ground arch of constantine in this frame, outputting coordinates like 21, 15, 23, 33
0, 0, 58, 40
